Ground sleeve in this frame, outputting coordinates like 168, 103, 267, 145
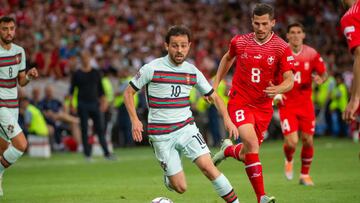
312, 52, 326, 75
19, 48, 26, 72
194, 68, 214, 96
279, 46, 295, 75
129, 64, 153, 91
342, 16, 360, 53
228, 35, 238, 58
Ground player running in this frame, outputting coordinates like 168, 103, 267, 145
124, 25, 240, 203
212, 3, 295, 203
0, 16, 39, 196
274, 22, 327, 186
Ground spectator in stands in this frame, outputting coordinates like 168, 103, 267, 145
39, 85, 81, 150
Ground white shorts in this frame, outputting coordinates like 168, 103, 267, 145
149, 123, 210, 176
0, 107, 22, 141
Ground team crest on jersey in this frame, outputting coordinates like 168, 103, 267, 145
304, 62, 310, 70
7, 124, 14, 134
267, 56, 275, 65
15, 54, 21, 64
185, 74, 191, 85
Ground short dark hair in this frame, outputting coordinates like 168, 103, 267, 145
165, 25, 191, 44
252, 3, 274, 19
287, 22, 305, 33
0, 16, 16, 24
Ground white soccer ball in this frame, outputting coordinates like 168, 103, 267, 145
151, 197, 173, 203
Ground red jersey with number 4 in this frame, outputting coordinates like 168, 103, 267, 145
341, 0, 360, 53
281, 45, 326, 107
228, 32, 294, 109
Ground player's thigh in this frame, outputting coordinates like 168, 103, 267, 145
279, 107, 299, 136
298, 105, 316, 136
194, 153, 220, 180
0, 108, 22, 141
253, 108, 273, 144
0, 137, 9, 155
237, 123, 259, 153
150, 138, 182, 177
180, 124, 210, 162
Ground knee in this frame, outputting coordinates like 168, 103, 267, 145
244, 140, 259, 153
302, 137, 313, 147
173, 183, 187, 194
16, 139, 28, 152
285, 139, 297, 149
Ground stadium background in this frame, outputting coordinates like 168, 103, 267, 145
0, 0, 359, 203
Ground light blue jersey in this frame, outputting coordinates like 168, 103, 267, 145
130, 55, 213, 137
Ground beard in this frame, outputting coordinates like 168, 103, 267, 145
1, 36, 13, 44
169, 53, 186, 65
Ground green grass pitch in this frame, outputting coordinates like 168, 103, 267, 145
0, 137, 359, 203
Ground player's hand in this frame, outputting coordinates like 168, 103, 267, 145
273, 94, 287, 105
312, 74, 324, 85
26, 67, 39, 80
131, 119, 144, 142
264, 81, 282, 98
343, 98, 360, 122
204, 96, 213, 104
224, 118, 239, 140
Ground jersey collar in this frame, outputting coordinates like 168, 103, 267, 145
253, 32, 274, 46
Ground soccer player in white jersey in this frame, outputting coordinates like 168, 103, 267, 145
124, 26, 240, 203
0, 16, 39, 196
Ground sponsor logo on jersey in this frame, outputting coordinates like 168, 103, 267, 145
344, 26, 355, 41
254, 54, 262, 59
287, 56, 295, 62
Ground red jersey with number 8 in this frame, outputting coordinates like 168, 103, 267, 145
228, 32, 294, 108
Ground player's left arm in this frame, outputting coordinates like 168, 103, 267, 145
264, 70, 294, 98
343, 46, 360, 122
208, 91, 239, 140
312, 54, 328, 85
18, 67, 38, 87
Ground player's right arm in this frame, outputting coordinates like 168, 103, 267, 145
124, 64, 153, 142
213, 51, 235, 90
124, 85, 143, 142
343, 46, 360, 122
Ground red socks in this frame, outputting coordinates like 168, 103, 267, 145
244, 153, 265, 202
301, 145, 314, 175
283, 144, 295, 162
224, 143, 243, 161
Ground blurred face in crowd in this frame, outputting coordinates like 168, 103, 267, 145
287, 26, 305, 48
252, 14, 275, 42
165, 35, 191, 65
0, 21, 15, 45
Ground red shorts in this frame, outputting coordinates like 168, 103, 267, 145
278, 103, 315, 136
228, 103, 273, 144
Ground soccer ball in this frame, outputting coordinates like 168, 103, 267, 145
151, 197, 173, 203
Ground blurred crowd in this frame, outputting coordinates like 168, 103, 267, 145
1, 0, 356, 151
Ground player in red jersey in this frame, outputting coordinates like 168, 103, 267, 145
341, 0, 360, 159
212, 3, 294, 203
274, 22, 327, 186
